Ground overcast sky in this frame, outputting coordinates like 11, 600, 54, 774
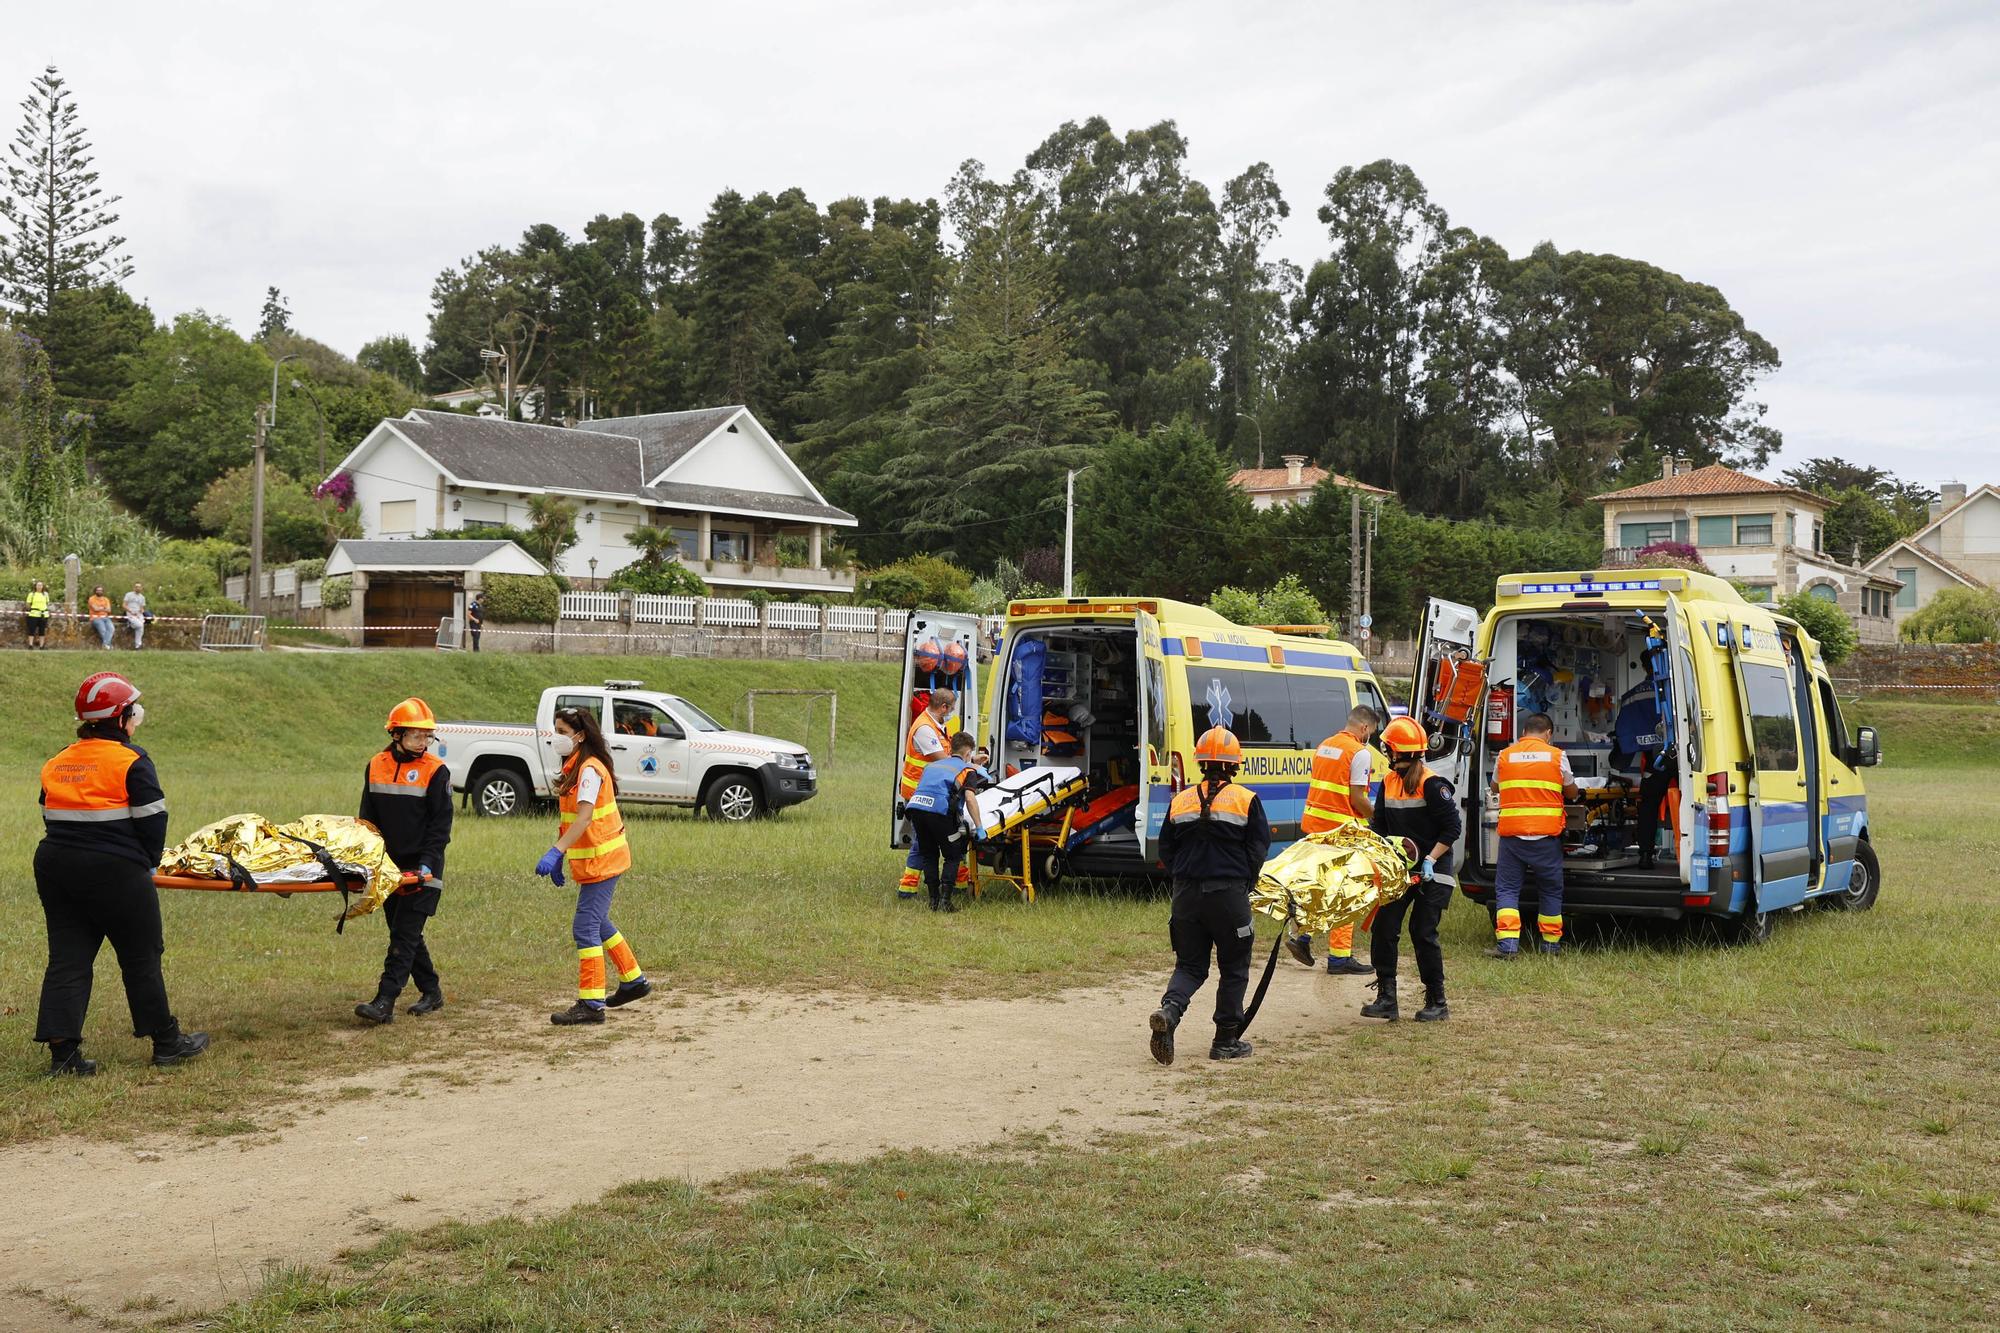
9, 0, 1995, 483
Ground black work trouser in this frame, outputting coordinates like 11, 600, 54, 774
33, 843, 178, 1047
1635, 763, 1676, 855
1163, 877, 1254, 1033
1370, 873, 1452, 999
908, 810, 965, 903
377, 886, 442, 999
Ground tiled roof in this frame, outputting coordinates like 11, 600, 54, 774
572, 407, 742, 481
1591, 464, 1821, 505
646, 480, 857, 525
1228, 466, 1393, 497
1869, 539, 1985, 589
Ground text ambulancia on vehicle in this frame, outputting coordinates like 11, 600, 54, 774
1409, 570, 1882, 941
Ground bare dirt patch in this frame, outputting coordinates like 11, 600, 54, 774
0, 965, 1366, 1319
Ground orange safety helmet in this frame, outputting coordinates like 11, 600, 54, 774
913, 638, 941, 674
941, 640, 968, 676
1381, 715, 1429, 759
75, 671, 140, 722
1193, 726, 1244, 766
384, 697, 438, 732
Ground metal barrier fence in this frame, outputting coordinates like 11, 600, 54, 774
436, 617, 463, 651
199, 614, 267, 651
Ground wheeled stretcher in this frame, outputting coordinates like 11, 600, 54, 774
967, 766, 1087, 903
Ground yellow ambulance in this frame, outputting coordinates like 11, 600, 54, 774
1409, 569, 1883, 940
889, 598, 1394, 890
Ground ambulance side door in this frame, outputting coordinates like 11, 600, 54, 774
1729, 626, 1813, 912
1135, 609, 1170, 861
891, 610, 981, 849
1411, 597, 1483, 862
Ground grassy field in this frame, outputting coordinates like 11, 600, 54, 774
4, 653, 1997, 1327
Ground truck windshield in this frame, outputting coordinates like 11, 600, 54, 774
667, 697, 724, 731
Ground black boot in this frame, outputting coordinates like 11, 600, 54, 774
1209, 1025, 1253, 1060
551, 1001, 605, 1026
47, 1043, 96, 1078
1149, 999, 1182, 1066
152, 1031, 211, 1067
354, 996, 395, 1025
1285, 933, 1315, 967
407, 991, 445, 1016
1326, 954, 1374, 977
1359, 977, 1399, 1021
604, 978, 651, 1008
1415, 990, 1450, 1023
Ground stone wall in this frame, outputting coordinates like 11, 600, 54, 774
0, 604, 205, 652
1837, 643, 2000, 697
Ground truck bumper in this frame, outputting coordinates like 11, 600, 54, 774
760, 764, 818, 811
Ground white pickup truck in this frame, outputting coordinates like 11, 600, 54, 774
435, 680, 818, 822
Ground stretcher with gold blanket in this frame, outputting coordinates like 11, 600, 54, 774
154, 814, 410, 930
968, 765, 1087, 903
1238, 823, 1419, 1035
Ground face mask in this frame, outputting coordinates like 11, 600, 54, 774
126, 703, 145, 733
552, 734, 576, 758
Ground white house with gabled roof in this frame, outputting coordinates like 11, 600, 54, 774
328, 406, 858, 592
1863, 482, 2000, 630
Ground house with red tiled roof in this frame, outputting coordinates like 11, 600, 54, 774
1592, 459, 1902, 643
1228, 454, 1392, 510
1863, 483, 2000, 629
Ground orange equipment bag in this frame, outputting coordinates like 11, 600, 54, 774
1431, 653, 1487, 725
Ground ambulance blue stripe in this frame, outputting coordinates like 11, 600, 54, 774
1161, 638, 1355, 671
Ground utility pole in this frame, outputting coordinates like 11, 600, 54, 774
1347, 490, 1362, 640
250, 404, 268, 615
1363, 500, 1378, 644
1063, 468, 1078, 598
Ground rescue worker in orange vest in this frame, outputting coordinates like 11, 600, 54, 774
897, 687, 967, 898
34, 672, 209, 1075
535, 706, 651, 1025
1360, 717, 1461, 1022
1149, 727, 1272, 1065
1489, 711, 1579, 958
1288, 704, 1382, 975
353, 698, 454, 1025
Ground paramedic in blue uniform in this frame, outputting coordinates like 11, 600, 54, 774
903, 731, 986, 913
1612, 648, 1677, 868
1360, 717, 1461, 1022
1148, 727, 1271, 1066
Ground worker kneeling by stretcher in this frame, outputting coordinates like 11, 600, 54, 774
903, 731, 989, 913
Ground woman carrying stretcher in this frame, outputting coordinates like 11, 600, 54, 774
533, 707, 652, 1024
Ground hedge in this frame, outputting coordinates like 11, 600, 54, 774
481, 573, 561, 624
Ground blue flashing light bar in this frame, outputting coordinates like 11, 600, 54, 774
1518, 579, 1663, 595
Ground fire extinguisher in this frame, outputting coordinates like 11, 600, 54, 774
1485, 686, 1513, 745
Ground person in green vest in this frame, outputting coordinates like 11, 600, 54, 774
24, 580, 52, 649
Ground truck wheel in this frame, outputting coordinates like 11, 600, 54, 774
1733, 906, 1775, 945
1828, 842, 1881, 912
705, 774, 762, 822
473, 766, 529, 818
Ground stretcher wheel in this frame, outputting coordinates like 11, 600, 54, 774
1035, 849, 1065, 891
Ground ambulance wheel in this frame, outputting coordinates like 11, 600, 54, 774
1732, 906, 1775, 945
704, 774, 762, 823
1828, 842, 1880, 912
473, 765, 530, 818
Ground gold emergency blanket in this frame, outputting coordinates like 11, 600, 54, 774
158, 814, 402, 922
1251, 823, 1417, 935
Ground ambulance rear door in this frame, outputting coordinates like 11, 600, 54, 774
1410, 596, 1483, 866
890, 611, 981, 849
1135, 607, 1170, 861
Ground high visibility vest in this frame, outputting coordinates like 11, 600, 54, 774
88, 595, 112, 619
1496, 737, 1567, 837
1380, 764, 1436, 809
25, 590, 50, 616
366, 748, 444, 800
40, 739, 163, 825
1167, 780, 1256, 829
1302, 731, 1369, 833
899, 710, 951, 801
558, 756, 631, 883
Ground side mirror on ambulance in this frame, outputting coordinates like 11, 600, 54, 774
1853, 726, 1881, 768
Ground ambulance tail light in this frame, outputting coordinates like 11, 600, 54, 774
1705, 771, 1731, 863
1484, 688, 1513, 745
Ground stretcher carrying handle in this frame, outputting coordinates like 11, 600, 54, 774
1236, 892, 1298, 1039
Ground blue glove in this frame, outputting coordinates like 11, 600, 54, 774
1420, 858, 1436, 882
534, 846, 564, 879
417, 866, 433, 882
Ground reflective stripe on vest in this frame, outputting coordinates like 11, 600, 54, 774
559, 756, 632, 882
1302, 731, 1367, 831
1380, 765, 1436, 809
899, 710, 951, 800
1168, 781, 1255, 828
367, 750, 443, 799
41, 739, 156, 824
1496, 738, 1566, 836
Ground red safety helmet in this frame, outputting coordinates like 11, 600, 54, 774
1193, 726, 1244, 765
1381, 715, 1429, 759
385, 697, 438, 732
76, 671, 141, 722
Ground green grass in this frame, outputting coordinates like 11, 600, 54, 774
0, 650, 1175, 1146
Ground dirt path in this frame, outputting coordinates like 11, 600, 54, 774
0, 964, 1361, 1322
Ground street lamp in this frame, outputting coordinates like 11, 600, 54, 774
251, 352, 302, 615
291, 377, 328, 479
479, 348, 511, 420
588, 556, 598, 587
1237, 411, 1264, 469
